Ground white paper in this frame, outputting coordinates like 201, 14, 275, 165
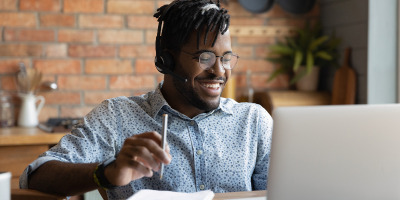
128, 189, 215, 200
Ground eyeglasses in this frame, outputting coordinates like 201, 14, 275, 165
181, 50, 239, 70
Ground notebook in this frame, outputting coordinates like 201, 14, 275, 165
267, 104, 400, 200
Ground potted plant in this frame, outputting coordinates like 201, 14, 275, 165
266, 22, 341, 91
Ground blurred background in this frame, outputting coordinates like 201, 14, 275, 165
0, 0, 398, 122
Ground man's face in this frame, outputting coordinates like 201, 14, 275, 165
172, 30, 232, 112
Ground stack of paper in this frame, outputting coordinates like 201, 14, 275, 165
128, 189, 215, 200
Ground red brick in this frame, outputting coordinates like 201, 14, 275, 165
42, 92, 81, 105
40, 14, 75, 27
107, 1, 154, 14
44, 44, 67, 58
0, 76, 18, 90
33, 60, 81, 74
20, 0, 61, 11
98, 30, 143, 44
145, 30, 157, 44
249, 73, 289, 89
127, 16, 157, 29
156, 74, 164, 83
236, 36, 276, 45
60, 106, 95, 118
58, 30, 94, 43
0, 13, 36, 27
58, 76, 106, 90
38, 106, 59, 122
135, 59, 158, 74
119, 45, 155, 58
156, 1, 173, 8
0, 0, 17, 10
85, 59, 133, 74
232, 46, 253, 58
4, 29, 55, 42
84, 91, 131, 105
68, 45, 116, 58
0, 44, 43, 57
110, 75, 155, 90
234, 59, 274, 73
0, 59, 30, 73
79, 15, 123, 29
255, 46, 270, 58
64, 0, 104, 13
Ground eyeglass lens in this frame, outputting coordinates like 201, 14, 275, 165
198, 52, 238, 70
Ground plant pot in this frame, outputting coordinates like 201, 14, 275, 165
295, 66, 320, 91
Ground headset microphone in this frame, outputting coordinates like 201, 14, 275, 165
154, 56, 188, 83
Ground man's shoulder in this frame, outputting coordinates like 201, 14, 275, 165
220, 97, 268, 114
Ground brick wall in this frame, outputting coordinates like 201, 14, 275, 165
0, 0, 319, 122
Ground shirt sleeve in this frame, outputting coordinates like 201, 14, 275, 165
19, 99, 121, 189
251, 105, 273, 190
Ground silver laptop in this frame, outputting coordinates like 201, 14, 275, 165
266, 104, 400, 200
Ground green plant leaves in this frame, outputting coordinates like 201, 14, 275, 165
266, 21, 341, 85
268, 44, 293, 55
293, 50, 303, 72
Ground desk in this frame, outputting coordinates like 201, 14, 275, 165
11, 189, 266, 200
0, 127, 66, 189
214, 190, 266, 199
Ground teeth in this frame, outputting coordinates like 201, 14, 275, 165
202, 83, 220, 89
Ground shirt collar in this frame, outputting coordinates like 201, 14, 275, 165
148, 82, 234, 119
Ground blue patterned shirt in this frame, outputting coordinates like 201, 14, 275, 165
20, 83, 273, 200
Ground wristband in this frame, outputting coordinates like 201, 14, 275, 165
94, 157, 118, 190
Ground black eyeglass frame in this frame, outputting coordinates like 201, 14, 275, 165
180, 50, 239, 70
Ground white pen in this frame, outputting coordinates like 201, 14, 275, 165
160, 114, 168, 180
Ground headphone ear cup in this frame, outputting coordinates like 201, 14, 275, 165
160, 50, 175, 71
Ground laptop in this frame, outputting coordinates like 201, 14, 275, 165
266, 104, 400, 200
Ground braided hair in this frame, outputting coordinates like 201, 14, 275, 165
154, 0, 230, 52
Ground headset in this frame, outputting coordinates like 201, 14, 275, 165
154, 1, 187, 82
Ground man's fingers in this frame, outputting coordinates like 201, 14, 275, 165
120, 145, 160, 171
127, 159, 153, 178
125, 134, 171, 163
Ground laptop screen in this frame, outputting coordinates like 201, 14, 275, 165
267, 104, 400, 200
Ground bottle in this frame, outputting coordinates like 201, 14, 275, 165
0, 92, 15, 127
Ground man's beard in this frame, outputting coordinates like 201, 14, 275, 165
172, 75, 225, 112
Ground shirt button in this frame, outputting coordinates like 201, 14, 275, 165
196, 150, 203, 155
190, 121, 195, 126
199, 184, 205, 190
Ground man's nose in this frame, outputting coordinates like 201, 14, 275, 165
208, 58, 225, 74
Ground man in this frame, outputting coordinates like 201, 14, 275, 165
20, 0, 273, 199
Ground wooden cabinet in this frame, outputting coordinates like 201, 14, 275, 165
268, 90, 331, 107
239, 90, 331, 114
0, 128, 66, 189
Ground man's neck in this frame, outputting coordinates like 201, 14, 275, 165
160, 83, 206, 119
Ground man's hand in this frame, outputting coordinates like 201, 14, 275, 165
104, 131, 172, 186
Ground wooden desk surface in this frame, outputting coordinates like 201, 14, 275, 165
11, 189, 266, 200
214, 190, 266, 199
0, 127, 66, 146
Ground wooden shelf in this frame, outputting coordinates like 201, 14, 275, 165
0, 127, 67, 189
269, 90, 331, 107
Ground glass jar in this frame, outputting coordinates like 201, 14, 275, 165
0, 93, 15, 127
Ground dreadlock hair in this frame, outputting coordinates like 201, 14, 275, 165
154, 0, 230, 52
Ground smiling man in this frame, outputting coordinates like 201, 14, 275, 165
20, 1, 273, 199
